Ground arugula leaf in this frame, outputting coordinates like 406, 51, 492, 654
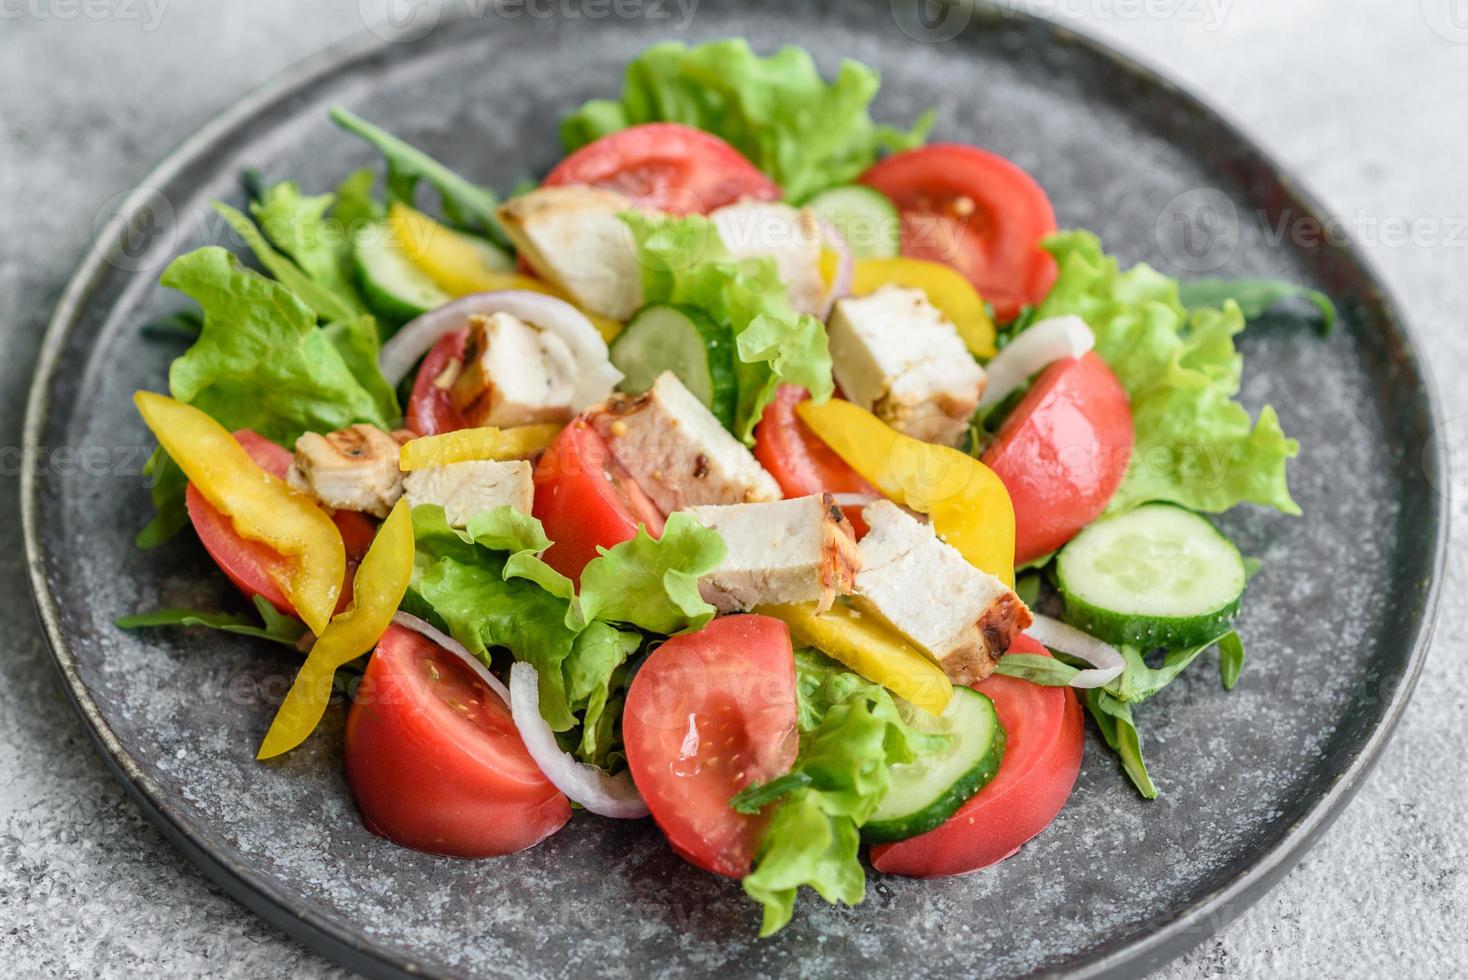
734, 651, 948, 936
250, 180, 367, 315
322, 315, 401, 423
1218, 630, 1246, 690
330, 106, 512, 251
622, 210, 833, 440
1083, 688, 1158, 799
1180, 278, 1336, 336
117, 595, 307, 648
574, 513, 726, 634
561, 39, 932, 202
1032, 231, 1302, 516
140, 310, 203, 343
212, 202, 359, 324
330, 167, 385, 231
136, 449, 189, 549
995, 653, 1081, 686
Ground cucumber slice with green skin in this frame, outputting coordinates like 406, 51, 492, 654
806, 185, 900, 259
862, 687, 1005, 844
1056, 503, 1246, 649
354, 224, 451, 323
460, 232, 515, 273
611, 304, 738, 428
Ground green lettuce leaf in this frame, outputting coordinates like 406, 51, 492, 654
250, 180, 367, 315
561, 39, 932, 202
1179, 277, 1336, 336
137, 247, 398, 546
331, 167, 385, 230
734, 651, 948, 936
622, 210, 833, 440
213, 201, 359, 324
574, 513, 726, 634
1083, 688, 1157, 799
1032, 231, 1301, 516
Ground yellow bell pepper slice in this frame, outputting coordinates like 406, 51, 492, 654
851, 256, 996, 359
133, 392, 344, 634
796, 398, 1016, 587
399, 423, 562, 471
388, 203, 623, 342
760, 602, 953, 716
257, 499, 415, 759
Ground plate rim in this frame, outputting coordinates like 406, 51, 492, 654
20, 5, 1448, 978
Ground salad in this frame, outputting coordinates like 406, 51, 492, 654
119, 39, 1331, 935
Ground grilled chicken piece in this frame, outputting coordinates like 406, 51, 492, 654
854, 500, 1032, 684
288, 424, 405, 518
590, 371, 781, 514
496, 186, 643, 321
402, 459, 534, 528
710, 201, 829, 317
450, 312, 578, 429
683, 493, 862, 614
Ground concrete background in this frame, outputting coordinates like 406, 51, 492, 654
1, 0, 1463, 976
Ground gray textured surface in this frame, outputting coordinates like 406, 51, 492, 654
2, 1, 1463, 977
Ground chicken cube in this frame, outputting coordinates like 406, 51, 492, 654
853, 500, 1031, 684
449, 312, 578, 428
287, 424, 405, 518
496, 186, 643, 321
591, 371, 781, 513
683, 493, 862, 613
827, 285, 986, 447
710, 201, 829, 317
402, 459, 534, 528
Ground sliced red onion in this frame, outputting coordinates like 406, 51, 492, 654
1024, 614, 1126, 688
978, 315, 1095, 410
378, 291, 621, 409
390, 611, 510, 703
508, 662, 649, 819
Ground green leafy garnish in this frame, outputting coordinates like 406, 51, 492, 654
136, 247, 399, 546
1179, 278, 1336, 336
562, 39, 932, 202
1218, 630, 1246, 690
573, 513, 727, 634
250, 180, 367, 316
1032, 231, 1303, 516
330, 106, 512, 251
117, 595, 307, 648
1083, 688, 1157, 799
622, 210, 833, 440
734, 650, 948, 936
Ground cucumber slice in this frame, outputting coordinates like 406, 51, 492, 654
1056, 503, 1246, 649
611, 304, 738, 428
460, 232, 515, 273
807, 185, 900, 259
353, 223, 451, 323
862, 687, 1005, 844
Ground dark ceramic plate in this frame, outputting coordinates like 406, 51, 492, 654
22, 2, 1445, 977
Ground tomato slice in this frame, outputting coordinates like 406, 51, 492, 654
406, 329, 470, 436
186, 430, 374, 618
543, 123, 782, 215
623, 614, 799, 878
870, 634, 1083, 877
981, 352, 1133, 566
532, 418, 665, 582
344, 626, 569, 857
753, 385, 879, 535
859, 144, 1058, 322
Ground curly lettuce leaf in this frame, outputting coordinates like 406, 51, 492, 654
137, 247, 398, 546
574, 513, 726, 635
622, 210, 833, 440
250, 180, 367, 315
1031, 231, 1301, 516
561, 39, 931, 202
734, 651, 948, 936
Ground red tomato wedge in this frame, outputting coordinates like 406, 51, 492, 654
753, 385, 879, 536
982, 352, 1133, 566
623, 615, 799, 878
186, 430, 375, 618
870, 634, 1083, 877
406, 329, 469, 436
532, 418, 665, 582
344, 626, 570, 857
543, 123, 781, 215
859, 144, 1058, 322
